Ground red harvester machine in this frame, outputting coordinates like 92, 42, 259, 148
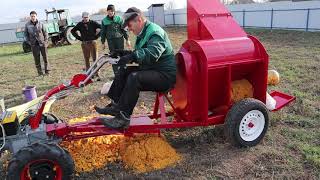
0, 0, 295, 179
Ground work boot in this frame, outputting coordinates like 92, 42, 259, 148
94, 101, 119, 116
36, 65, 43, 76
44, 64, 51, 74
96, 74, 101, 82
45, 70, 50, 75
101, 111, 130, 130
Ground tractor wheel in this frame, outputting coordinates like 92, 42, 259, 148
64, 27, 78, 45
224, 98, 269, 147
22, 41, 31, 53
7, 143, 74, 180
51, 36, 61, 46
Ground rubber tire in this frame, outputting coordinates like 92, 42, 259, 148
22, 41, 31, 53
20, 113, 62, 126
51, 36, 61, 46
224, 98, 269, 147
64, 27, 78, 45
7, 143, 74, 180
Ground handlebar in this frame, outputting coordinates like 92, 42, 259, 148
81, 54, 120, 86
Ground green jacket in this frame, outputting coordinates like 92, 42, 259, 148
101, 15, 128, 44
133, 21, 176, 83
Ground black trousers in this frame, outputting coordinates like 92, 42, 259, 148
107, 67, 173, 116
31, 44, 50, 75
107, 37, 124, 77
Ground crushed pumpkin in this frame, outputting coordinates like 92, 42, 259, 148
231, 79, 253, 102
120, 134, 181, 173
60, 116, 181, 173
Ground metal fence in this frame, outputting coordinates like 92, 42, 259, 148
1, 8, 320, 45
232, 8, 320, 31
0, 28, 23, 44
161, 8, 320, 31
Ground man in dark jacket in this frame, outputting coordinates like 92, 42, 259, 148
71, 12, 101, 78
24, 11, 50, 76
101, 4, 131, 76
95, 7, 177, 130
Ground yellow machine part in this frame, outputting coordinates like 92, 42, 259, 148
6, 96, 55, 123
2, 111, 18, 124
1, 111, 20, 136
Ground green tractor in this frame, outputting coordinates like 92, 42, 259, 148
16, 8, 78, 53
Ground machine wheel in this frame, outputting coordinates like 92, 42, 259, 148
7, 143, 74, 180
20, 113, 63, 126
51, 36, 61, 46
64, 27, 78, 45
22, 41, 31, 53
224, 98, 269, 147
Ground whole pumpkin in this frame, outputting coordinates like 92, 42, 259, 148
268, 70, 280, 85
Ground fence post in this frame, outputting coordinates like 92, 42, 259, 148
173, 13, 175, 26
271, 8, 274, 30
306, 8, 310, 31
242, 9, 246, 28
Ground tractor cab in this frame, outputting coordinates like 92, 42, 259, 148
45, 8, 78, 45
45, 8, 74, 33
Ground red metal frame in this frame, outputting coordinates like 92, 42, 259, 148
30, 74, 92, 129
46, 92, 224, 141
270, 91, 296, 111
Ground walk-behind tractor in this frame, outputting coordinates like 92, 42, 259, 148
2, 0, 295, 179
16, 8, 78, 53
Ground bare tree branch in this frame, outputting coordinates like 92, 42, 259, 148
165, 1, 176, 10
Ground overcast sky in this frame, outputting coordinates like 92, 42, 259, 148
1, 0, 186, 24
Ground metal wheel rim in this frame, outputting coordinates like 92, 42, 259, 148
239, 110, 265, 142
67, 33, 76, 41
20, 159, 63, 180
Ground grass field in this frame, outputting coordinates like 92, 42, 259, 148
0, 27, 319, 179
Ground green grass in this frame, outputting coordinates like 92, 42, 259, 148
302, 145, 320, 169
247, 29, 320, 177
0, 27, 319, 178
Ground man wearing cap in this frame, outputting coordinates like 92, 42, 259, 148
101, 4, 131, 76
95, 7, 176, 130
71, 12, 101, 79
24, 11, 50, 76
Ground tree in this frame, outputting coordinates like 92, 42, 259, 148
92, 8, 107, 15
19, 16, 30, 22
229, 0, 255, 4
165, 1, 176, 10
220, 0, 228, 4
92, 8, 123, 15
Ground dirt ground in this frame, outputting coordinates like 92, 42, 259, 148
0, 27, 319, 179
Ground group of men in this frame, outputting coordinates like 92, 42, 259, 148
24, 5, 177, 130
70, 5, 132, 80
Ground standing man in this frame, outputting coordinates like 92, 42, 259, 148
95, 7, 177, 130
24, 11, 50, 76
71, 12, 101, 80
101, 4, 131, 76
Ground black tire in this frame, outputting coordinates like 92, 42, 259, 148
22, 41, 31, 53
51, 36, 61, 46
64, 27, 78, 45
20, 113, 62, 126
43, 113, 63, 124
7, 143, 74, 180
224, 98, 269, 147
